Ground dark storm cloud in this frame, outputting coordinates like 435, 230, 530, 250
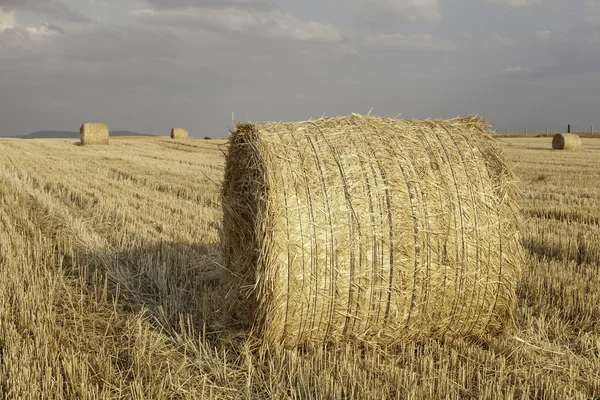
0, 0, 89, 22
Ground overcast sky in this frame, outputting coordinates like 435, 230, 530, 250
0, 0, 599, 137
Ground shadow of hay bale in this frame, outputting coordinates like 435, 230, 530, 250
61, 240, 239, 339
521, 232, 598, 266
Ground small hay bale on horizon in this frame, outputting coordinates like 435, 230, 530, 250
80, 123, 109, 146
221, 115, 524, 348
171, 128, 188, 139
552, 133, 581, 150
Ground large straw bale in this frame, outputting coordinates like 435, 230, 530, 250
552, 133, 581, 150
171, 128, 188, 139
80, 123, 109, 146
222, 115, 524, 348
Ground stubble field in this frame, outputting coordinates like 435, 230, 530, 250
0, 136, 599, 399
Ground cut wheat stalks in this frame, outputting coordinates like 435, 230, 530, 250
222, 115, 524, 348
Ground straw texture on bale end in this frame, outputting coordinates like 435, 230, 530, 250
222, 115, 524, 348
80, 123, 109, 146
171, 128, 188, 139
552, 133, 581, 150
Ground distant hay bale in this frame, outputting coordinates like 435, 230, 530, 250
171, 128, 188, 139
552, 133, 581, 150
80, 123, 109, 146
222, 115, 524, 348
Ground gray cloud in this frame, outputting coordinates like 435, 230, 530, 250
536, 29, 552, 39
364, 33, 456, 51
131, 7, 344, 42
0, 0, 89, 22
0, 25, 30, 48
527, 43, 600, 79
505, 21, 600, 79
488, 0, 536, 7
0, 15, 354, 136
485, 33, 515, 49
351, 0, 441, 22
144, 0, 277, 11
41, 22, 64, 34
1, 0, 599, 138
342, 0, 442, 33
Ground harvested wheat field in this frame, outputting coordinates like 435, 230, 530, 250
1, 134, 600, 399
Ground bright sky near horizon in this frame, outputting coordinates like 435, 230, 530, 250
0, 0, 599, 137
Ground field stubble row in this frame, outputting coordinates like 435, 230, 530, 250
0, 136, 599, 399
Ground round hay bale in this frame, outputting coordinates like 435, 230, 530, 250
552, 133, 581, 150
222, 115, 524, 348
171, 128, 188, 139
80, 123, 109, 146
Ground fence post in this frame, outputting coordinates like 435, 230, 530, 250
568, 124, 571, 133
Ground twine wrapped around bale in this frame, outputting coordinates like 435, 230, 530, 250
552, 133, 581, 150
171, 128, 188, 139
222, 115, 524, 348
80, 123, 109, 146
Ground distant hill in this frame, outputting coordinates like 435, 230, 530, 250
12, 130, 157, 139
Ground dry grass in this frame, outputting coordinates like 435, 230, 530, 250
223, 116, 523, 348
1, 135, 599, 399
80, 123, 110, 146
